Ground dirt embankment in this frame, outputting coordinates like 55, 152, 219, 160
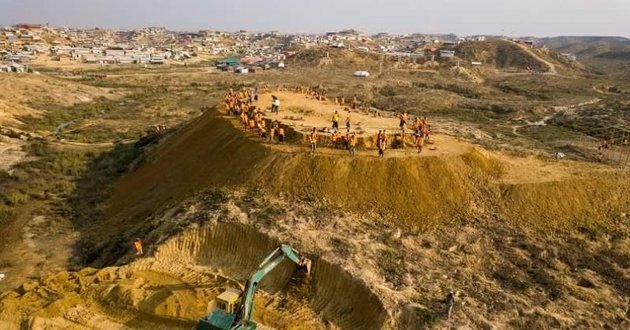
0, 74, 119, 125
102, 106, 486, 236
101, 107, 629, 240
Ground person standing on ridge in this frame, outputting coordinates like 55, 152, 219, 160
399, 111, 408, 130
348, 133, 357, 155
377, 130, 386, 158
332, 110, 340, 131
278, 124, 285, 143
309, 128, 318, 153
271, 95, 280, 114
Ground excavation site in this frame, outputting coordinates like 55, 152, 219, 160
1, 26, 629, 330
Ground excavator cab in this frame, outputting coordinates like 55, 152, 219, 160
215, 288, 242, 314
197, 288, 245, 330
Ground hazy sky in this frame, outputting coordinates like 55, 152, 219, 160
0, 0, 628, 37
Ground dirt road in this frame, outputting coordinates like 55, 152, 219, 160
508, 40, 558, 74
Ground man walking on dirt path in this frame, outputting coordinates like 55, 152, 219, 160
309, 128, 318, 153
134, 238, 144, 256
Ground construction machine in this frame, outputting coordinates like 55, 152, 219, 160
196, 244, 312, 330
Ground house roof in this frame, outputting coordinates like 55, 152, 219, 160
216, 56, 240, 65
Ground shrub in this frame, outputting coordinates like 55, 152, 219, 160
5, 192, 29, 205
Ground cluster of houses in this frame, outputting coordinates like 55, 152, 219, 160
290, 30, 492, 60
1, 24, 560, 73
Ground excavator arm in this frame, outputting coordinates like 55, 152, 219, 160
238, 244, 311, 328
197, 244, 311, 330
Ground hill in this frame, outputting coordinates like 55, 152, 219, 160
541, 36, 630, 58
540, 36, 630, 73
0, 75, 117, 125
454, 39, 575, 73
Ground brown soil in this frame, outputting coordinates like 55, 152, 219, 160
0, 221, 383, 329
0, 74, 120, 125
101, 104, 628, 240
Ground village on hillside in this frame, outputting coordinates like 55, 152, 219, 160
0, 23, 580, 73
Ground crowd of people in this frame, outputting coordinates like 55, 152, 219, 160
294, 85, 362, 110
224, 88, 286, 143
224, 86, 433, 157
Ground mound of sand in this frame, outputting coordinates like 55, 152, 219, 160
100, 105, 628, 244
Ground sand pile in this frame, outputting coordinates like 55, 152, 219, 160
101, 106, 628, 240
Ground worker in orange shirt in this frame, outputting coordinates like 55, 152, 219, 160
309, 128, 318, 153
134, 238, 144, 256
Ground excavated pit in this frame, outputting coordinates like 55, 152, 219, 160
150, 222, 388, 329
0, 222, 388, 329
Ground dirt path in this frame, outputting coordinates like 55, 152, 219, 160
47, 139, 136, 149
508, 40, 558, 74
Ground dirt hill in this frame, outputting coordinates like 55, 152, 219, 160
540, 36, 630, 73
288, 47, 382, 70
84, 103, 629, 266
455, 40, 570, 73
0, 74, 117, 125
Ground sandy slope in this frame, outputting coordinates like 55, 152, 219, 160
0, 74, 119, 125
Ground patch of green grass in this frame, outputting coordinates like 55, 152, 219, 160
412, 307, 440, 328
0, 204, 14, 222
4, 192, 29, 205
2, 140, 145, 233
18, 86, 195, 143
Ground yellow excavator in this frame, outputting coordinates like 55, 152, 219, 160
196, 244, 312, 330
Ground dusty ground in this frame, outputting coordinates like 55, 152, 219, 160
254, 91, 473, 157
0, 136, 27, 172
0, 51, 629, 329
1, 187, 628, 329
